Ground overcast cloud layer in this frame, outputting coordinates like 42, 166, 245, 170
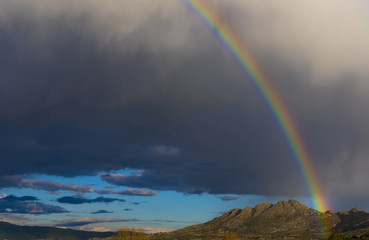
1, 0, 369, 205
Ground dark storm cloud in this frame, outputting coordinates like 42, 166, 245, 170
57, 196, 125, 204
2, 195, 38, 202
91, 210, 113, 214
0, 195, 67, 214
0, 175, 93, 193
1, 0, 369, 207
0, 175, 157, 196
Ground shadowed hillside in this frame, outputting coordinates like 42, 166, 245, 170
0, 221, 114, 240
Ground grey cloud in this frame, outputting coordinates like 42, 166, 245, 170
149, 145, 180, 157
95, 188, 157, 197
1, 0, 369, 209
218, 0, 369, 84
219, 195, 242, 201
0, 175, 93, 193
0, 175, 157, 196
1, 195, 38, 202
101, 173, 181, 192
0, 195, 67, 214
91, 210, 113, 214
55, 217, 139, 227
57, 196, 125, 205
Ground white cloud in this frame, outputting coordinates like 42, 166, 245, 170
77, 225, 117, 232
142, 226, 175, 234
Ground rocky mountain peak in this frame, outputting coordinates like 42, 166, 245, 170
288, 199, 305, 207
350, 207, 363, 213
254, 202, 272, 214
273, 199, 308, 210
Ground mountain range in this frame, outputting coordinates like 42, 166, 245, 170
2, 200, 369, 240
151, 199, 369, 240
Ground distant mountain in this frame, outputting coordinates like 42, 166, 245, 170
151, 199, 369, 240
3, 200, 369, 240
0, 221, 114, 240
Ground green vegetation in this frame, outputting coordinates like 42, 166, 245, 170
223, 232, 241, 240
111, 227, 148, 240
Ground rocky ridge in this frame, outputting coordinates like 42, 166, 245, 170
151, 199, 369, 240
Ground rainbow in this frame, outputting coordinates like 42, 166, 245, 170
183, 0, 330, 223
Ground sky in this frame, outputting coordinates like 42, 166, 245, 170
1, 0, 369, 233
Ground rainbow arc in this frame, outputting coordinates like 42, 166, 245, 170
183, 0, 330, 228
